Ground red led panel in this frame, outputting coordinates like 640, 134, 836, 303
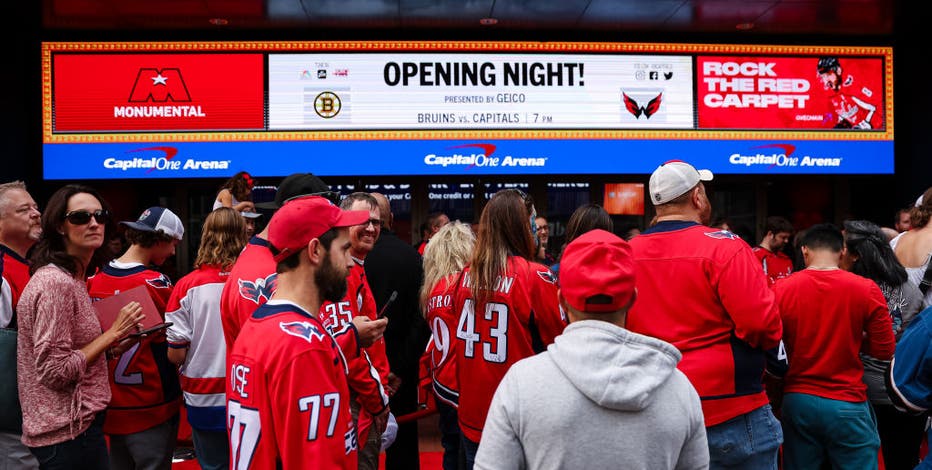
53, 53, 265, 132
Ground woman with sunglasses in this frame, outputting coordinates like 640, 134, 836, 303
213, 171, 255, 213
451, 189, 566, 468
16, 184, 146, 469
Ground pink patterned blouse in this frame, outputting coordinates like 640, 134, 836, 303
16, 264, 110, 447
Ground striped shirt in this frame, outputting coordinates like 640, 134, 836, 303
165, 265, 229, 431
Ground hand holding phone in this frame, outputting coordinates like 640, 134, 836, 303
128, 322, 173, 338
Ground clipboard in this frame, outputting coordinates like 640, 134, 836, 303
92, 284, 162, 331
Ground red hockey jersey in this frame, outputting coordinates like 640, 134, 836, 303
86, 261, 182, 435
0, 244, 30, 328
752, 246, 794, 286
424, 273, 461, 406
822, 62, 884, 130
319, 262, 389, 417
628, 221, 783, 426
220, 236, 277, 353
227, 301, 358, 470
453, 256, 565, 442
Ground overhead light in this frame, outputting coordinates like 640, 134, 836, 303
479, 18, 498, 26
209, 18, 229, 26
735, 22, 755, 30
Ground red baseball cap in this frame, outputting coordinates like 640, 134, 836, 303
267, 196, 369, 262
559, 229, 636, 313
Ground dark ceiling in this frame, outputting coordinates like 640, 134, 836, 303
42, 0, 896, 38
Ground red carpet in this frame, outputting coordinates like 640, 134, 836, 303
173, 451, 445, 469
379, 451, 444, 469
172, 408, 447, 468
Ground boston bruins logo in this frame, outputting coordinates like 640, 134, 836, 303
314, 91, 342, 119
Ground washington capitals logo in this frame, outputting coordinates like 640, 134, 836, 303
537, 270, 557, 284
146, 274, 172, 289
623, 92, 662, 119
280, 321, 325, 343
238, 274, 277, 305
704, 230, 740, 240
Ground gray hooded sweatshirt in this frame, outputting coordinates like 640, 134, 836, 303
475, 319, 709, 470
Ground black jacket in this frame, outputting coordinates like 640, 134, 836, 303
364, 230, 430, 413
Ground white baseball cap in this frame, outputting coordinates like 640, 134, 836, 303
241, 211, 262, 219
648, 160, 713, 205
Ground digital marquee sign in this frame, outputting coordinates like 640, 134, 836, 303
42, 41, 894, 179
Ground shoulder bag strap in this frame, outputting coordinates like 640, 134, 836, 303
920, 256, 932, 296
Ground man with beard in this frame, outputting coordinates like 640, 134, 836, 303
226, 196, 387, 470
627, 160, 785, 469
221, 173, 334, 355
895, 207, 912, 233
753, 216, 794, 286
0, 181, 41, 469
816, 56, 882, 130
319, 192, 391, 470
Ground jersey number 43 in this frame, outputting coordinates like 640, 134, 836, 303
456, 299, 509, 363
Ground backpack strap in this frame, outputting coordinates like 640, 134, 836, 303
920, 256, 932, 296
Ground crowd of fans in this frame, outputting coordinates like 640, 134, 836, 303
1, 168, 932, 470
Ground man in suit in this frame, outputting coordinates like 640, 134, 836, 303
365, 193, 431, 470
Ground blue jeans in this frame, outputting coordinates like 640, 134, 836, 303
462, 435, 479, 470
29, 413, 109, 470
782, 393, 880, 470
706, 404, 782, 469
191, 428, 228, 470
437, 401, 465, 470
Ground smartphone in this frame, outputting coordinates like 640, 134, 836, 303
377, 291, 398, 319
128, 322, 173, 338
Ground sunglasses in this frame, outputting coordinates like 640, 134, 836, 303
365, 218, 384, 229
64, 209, 111, 225
501, 188, 537, 229
506, 188, 528, 200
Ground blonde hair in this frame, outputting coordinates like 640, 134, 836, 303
194, 208, 247, 270
420, 221, 476, 313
